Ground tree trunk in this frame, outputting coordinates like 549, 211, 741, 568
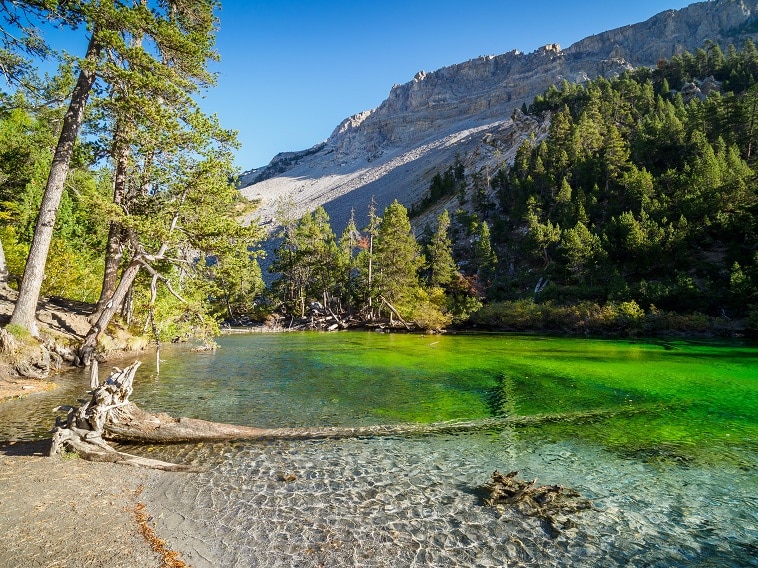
91, 113, 130, 323
10, 32, 101, 336
121, 284, 134, 325
50, 361, 671, 471
104, 401, 660, 443
0, 237, 8, 288
148, 273, 161, 375
91, 224, 125, 321
79, 259, 141, 365
380, 295, 411, 330
367, 231, 374, 314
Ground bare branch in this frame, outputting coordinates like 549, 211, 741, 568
136, 258, 189, 304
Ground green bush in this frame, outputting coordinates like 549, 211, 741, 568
616, 300, 645, 329
470, 299, 714, 335
410, 287, 453, 331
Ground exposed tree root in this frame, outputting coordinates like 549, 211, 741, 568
50, 362, 201, 472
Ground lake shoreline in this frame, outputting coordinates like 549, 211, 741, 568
0, 439, 175, 567
0, 332, 755, 566
222, 321, 753, 341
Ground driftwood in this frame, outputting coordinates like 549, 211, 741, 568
50, 362, 201, 472
51, 361, 674, 471
484, 470, 593, 537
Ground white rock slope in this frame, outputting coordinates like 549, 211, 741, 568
240, 0, 758, 234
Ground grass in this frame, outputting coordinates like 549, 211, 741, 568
4, 324, 31, 341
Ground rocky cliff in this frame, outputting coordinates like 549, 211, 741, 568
239, 0, 758, 236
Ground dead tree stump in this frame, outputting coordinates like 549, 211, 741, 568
50, 362, 200, 471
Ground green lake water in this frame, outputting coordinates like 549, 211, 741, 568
2, 332, 756, 566
136, 332, 756, 466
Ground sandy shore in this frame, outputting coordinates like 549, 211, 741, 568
0, 440, 183, 568
0, 286, 197, 566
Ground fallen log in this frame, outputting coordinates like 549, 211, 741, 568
51, 361, 676, 470
379, 295, 412, 330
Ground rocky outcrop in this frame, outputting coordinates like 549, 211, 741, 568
240, 0, 758, 237
565, 0, 758, 64
237, 142, 327, 187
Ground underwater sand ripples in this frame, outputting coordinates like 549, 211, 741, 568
140, 431, 757, 567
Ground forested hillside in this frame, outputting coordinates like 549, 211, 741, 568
470, 40, 758, 329
267, 42, 758, 334
2, 29, 756, 340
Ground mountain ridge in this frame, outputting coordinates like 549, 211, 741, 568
239, 0, 758, 235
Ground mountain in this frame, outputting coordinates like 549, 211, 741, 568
239, 0, 758, 235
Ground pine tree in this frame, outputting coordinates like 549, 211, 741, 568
0, 0, 60, 86
426, 209, 457, 287
79, 115, 253, 362
474, 220, 497, 280
362, 197, 380, 312
561, 222, 605, 283
526, 199, 561, 266
270, 197, 304, 312
372, 200, 423, 314
337, 208, 361, 312
298, 206, 340, 312
11, 0, 221, 336
10, 27, 100, 335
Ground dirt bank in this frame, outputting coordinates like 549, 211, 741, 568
0, 293, 188, 567
0, 287, 149, 401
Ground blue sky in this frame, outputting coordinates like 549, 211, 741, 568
210, 1, 694, 170
11, 1, 695, 170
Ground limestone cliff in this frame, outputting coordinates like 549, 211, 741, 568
239, 0, 758, 236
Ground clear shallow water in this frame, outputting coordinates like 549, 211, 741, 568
2, 332, 757, 566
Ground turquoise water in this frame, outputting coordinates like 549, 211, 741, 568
1, 332, 756, 566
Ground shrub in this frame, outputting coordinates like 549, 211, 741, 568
470, 299, 714, 334
616, 300, 645, 329
410, 287, 453, 331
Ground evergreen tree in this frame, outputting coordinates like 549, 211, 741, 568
473, 220, 497, 280
359, 197, 380, 313
337, 208, 361, 312
426, 209, 457, 287
10, 0, 221, 336
372, 200, 423, 315
561, 222, 605, 283
298, 206, 340, 311
526, 199, 561, 266
270, 197, 305, 313
10, 23, 100, 335
0, 0, 63, 86
79, 117, 254, 362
